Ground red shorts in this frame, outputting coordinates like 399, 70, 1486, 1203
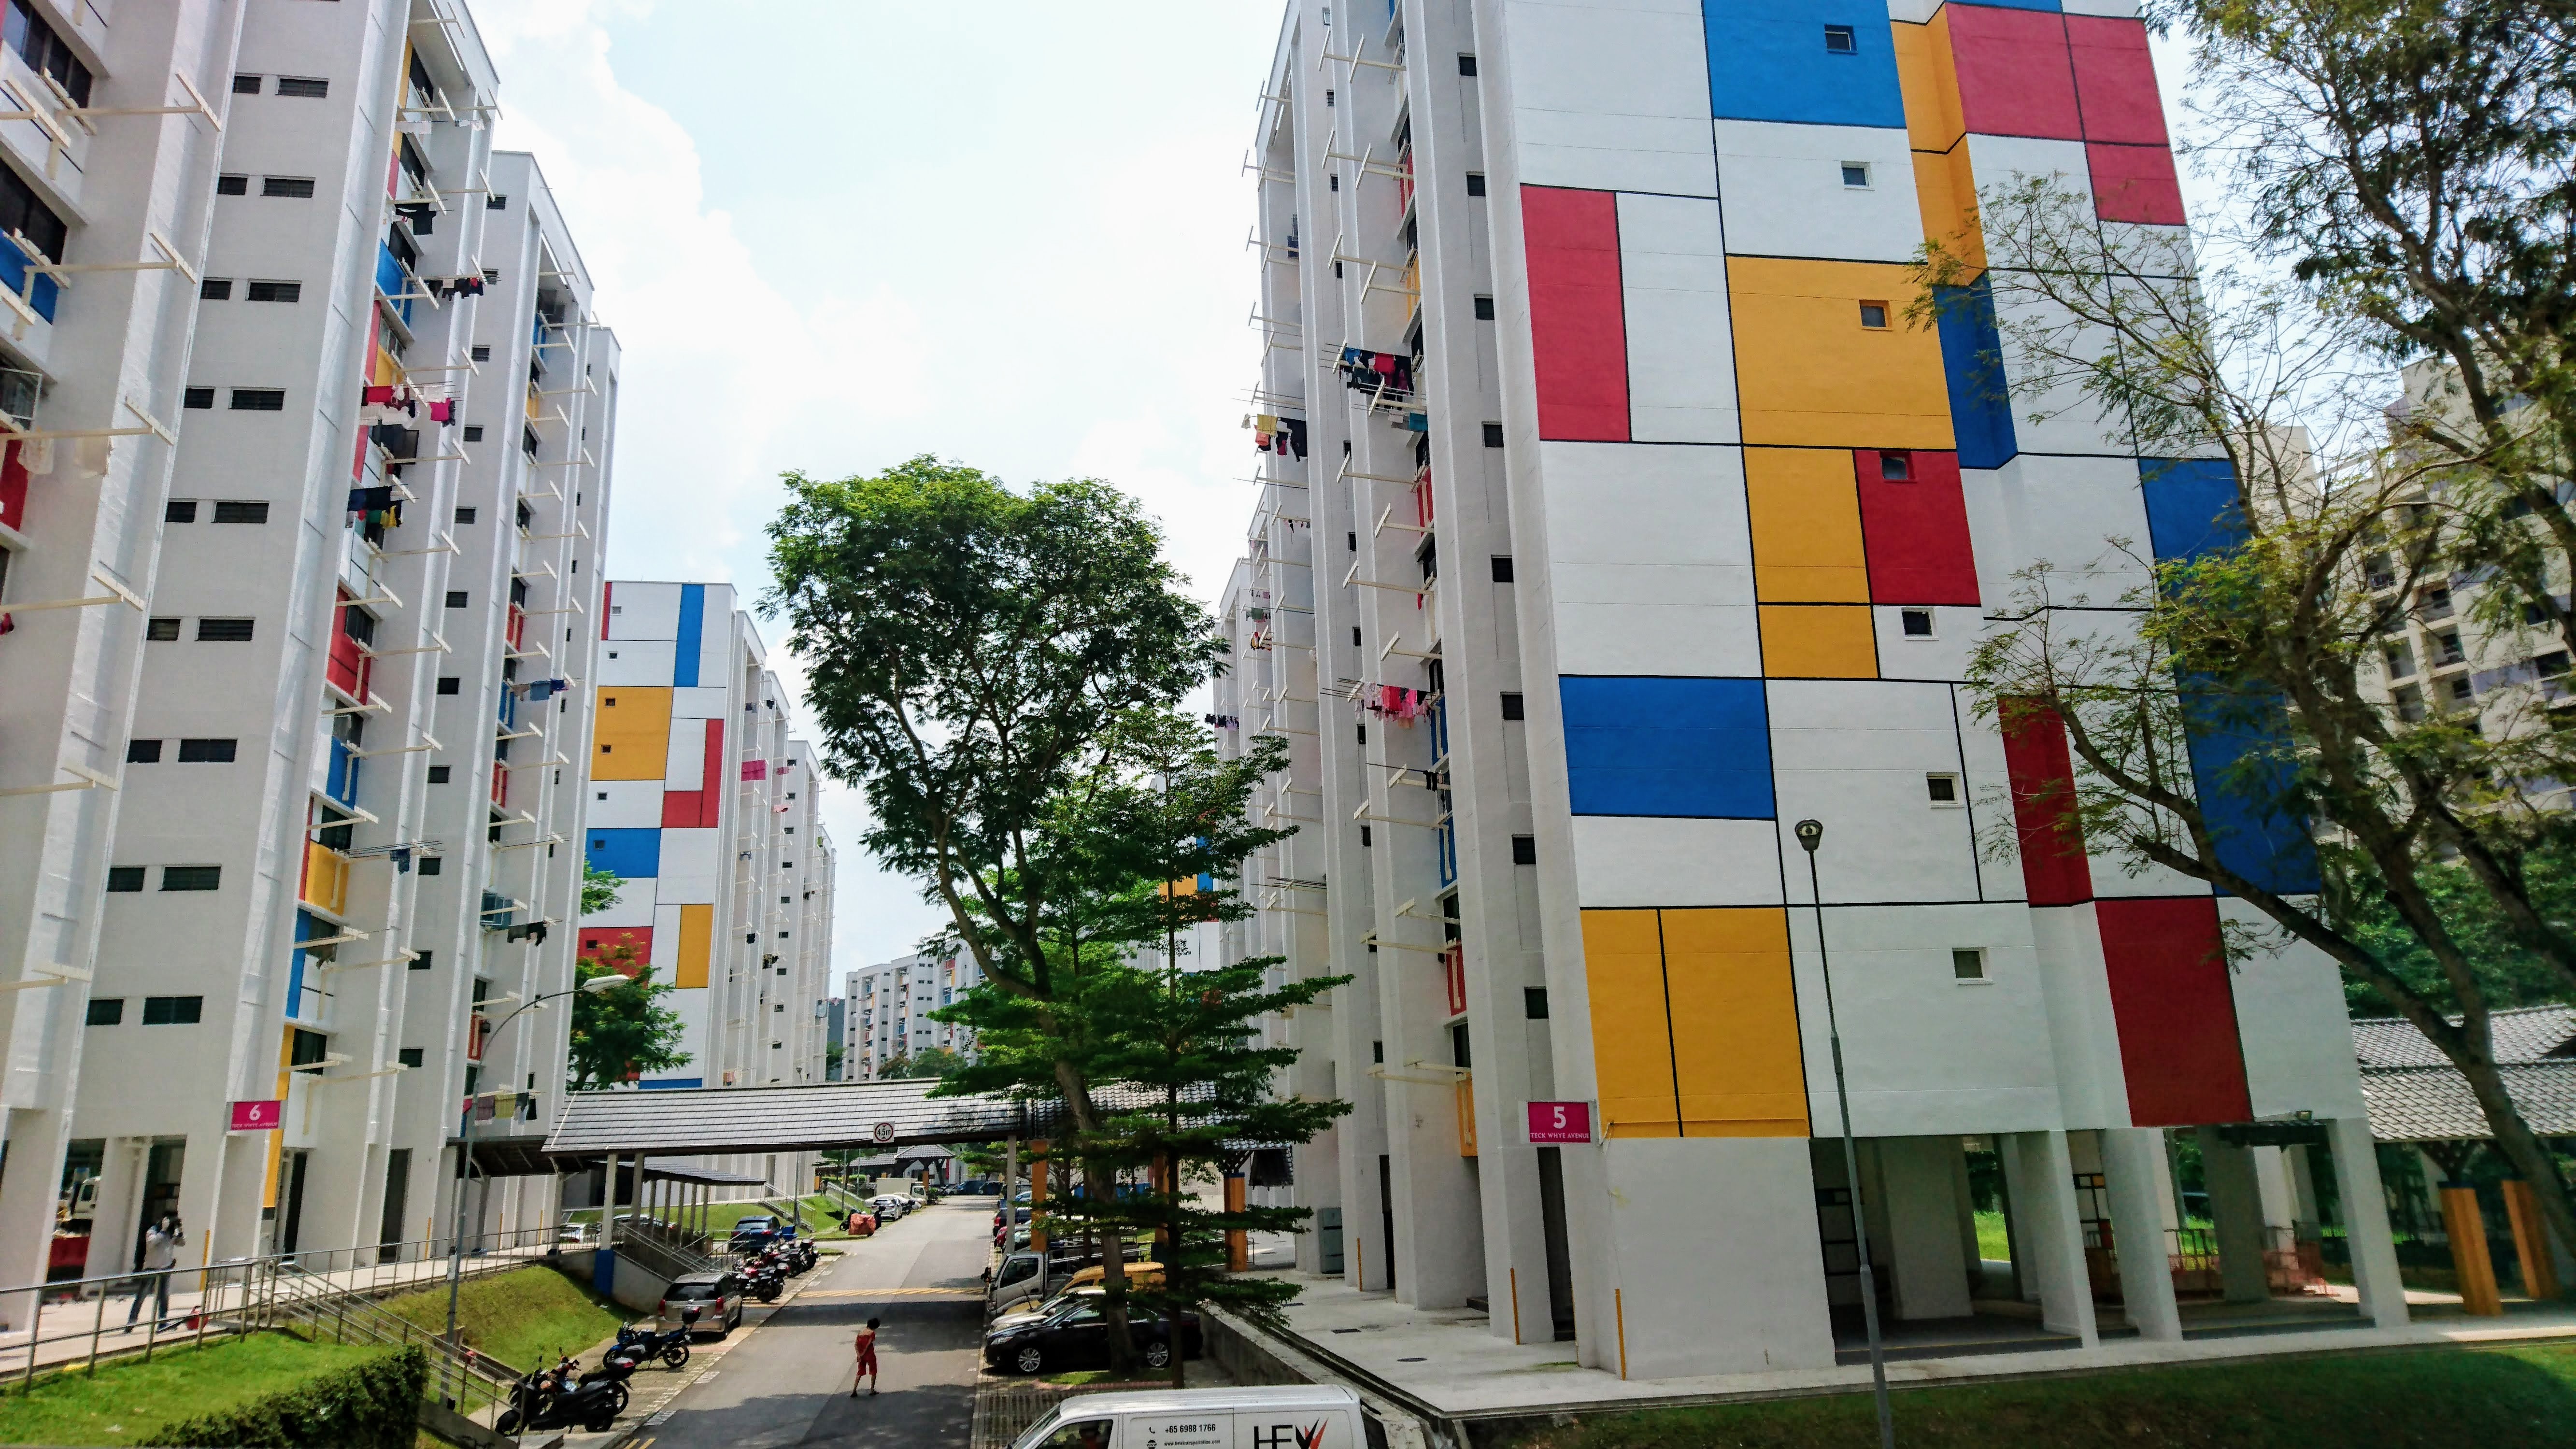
856, 1350, 878, 1374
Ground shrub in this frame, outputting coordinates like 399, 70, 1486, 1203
145, 1344, 425, 1449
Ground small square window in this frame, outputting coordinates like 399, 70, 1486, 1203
105, 867, 145, 893
1926, 773, 1961, 805
1901, 608, 1935, 638
463, 425, 484, 442
1859, 301, 1890, 329
86, 997, 125, 1025
1840, 163, 1870, 188
216, 174, 248, 196
1491, 555, 1515, 582
411, 950, 433, 970
146, 618, 181, 641
1473, 295, 1494, 320
1880, 450, 1912, 481
212, 501, 269, 524
1457, 54, 1477, 76
455, 506, 477, 525
260, 177, 316, 199
176, 738, 238, 763
1524, 987, 1549, 1019
427, 766, 451, 784
1361, 824, 1372, 848
126, 739, 163, 764
230, 388, 286, 411
141, 995, 204, 1024
161, 866, 222, 892
445, 591, 468, 608
1824, 24, 1856, 52
1511, 835, 1537, 865
418, 856, 442, 876
487, 194, 508, 210
165, 499, 199, 524
1952, 948, 1987, 980
1500, 691, 1525, 720
274, 76, 328, 99
182, 388, 214, 410
231, 74, 261, 95
196, 617, 255, 641
245, 280, 302, 303
1482, 422, 1506, 448
199, 278, 232, 300
1465, 172, 1486, 197
436, 677, 460, 696
398, 1047, 425, 1068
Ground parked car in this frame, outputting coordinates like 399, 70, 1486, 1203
658, 1272, 743, 1337
868, 1194, 911, 1221
1008, 1387, 1362, 1449
984, 1296, 1202, 1376
555, 1220, 598, 1246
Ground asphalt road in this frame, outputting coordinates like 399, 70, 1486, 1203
635, 1199, 996, 1449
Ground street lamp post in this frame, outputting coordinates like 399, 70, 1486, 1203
1794, 818, 1894, 1449
445, 974, 627, 1351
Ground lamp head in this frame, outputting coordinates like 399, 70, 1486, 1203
1793, 819, 1824, 854
580, 973, 628, 996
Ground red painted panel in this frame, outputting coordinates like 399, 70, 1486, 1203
1856, 450, 1979, 605
1999, 697, 2093, 905
661, 790, 703, 827
2088, 142, 2186, 224
578, 926, 653, 976
326, 589, 370, 699
0, 440, 25, 532
1521, 186, 1629, 442
2097, 895, 2251, 1126
1948, 6, 2080, 141
700, 719, 725, 815
2066, 16, 2167, 145
600, 581, 613, 639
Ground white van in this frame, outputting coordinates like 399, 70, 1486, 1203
1010, 1386, 1367, 1449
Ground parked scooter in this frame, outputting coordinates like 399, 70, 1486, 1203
744, 1258, 785, 1303
495, 1360, 628, 1435
612, 1307, 697, 1369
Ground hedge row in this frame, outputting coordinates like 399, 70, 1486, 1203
145, 1343, 426, 1449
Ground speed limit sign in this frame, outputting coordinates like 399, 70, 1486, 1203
871, 1121, 897, 1144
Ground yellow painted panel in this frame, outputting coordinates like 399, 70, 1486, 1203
300, 843, 348, 916
1893, 17, 1964, 153
592, 685, 672, 781
1745, 448, 1868, 603
676, 903, 712, 989
1727, 257, 1956, 450
1456, 1075, 1478, 1158
1581, 909, 1677, 1138
1660, 908, 1811, 1136
1760, 605, 1879, 679
1912, 147, 1988, 277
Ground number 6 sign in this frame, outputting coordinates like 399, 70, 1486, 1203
1525, 1101, 1594, 1145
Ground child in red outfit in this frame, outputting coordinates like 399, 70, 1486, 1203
852, 1317, 881, 1397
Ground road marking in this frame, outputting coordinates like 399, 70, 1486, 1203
797, 1288, 981, 1300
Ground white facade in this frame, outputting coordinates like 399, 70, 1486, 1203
845, 951, 980, 1080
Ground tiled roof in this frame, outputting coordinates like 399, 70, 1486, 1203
541, 1078, 1216, 1160
2359, 1060, 2576, 1142
2350, 1003, 2576, 1068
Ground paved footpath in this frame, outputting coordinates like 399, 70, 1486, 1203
603, 1199, 994, 1449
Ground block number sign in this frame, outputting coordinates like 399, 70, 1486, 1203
228, 1100, 283, 1132
1526, 1100, 1594, 1145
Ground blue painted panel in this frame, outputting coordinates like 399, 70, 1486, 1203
1935, 277, 2019, 469
2178, 682, 2321, 896
1704, 0, 1907, 129
585, 827, 662, 879
640, 1077, 705, 1090
289, 909, 320, 1017
374, 243, 411, 325
0, 234, 59, 322
325, 737, 359, 808
1560, 676, 1776, 818
2138, 458, 2246, 564
674, 584, 704, 687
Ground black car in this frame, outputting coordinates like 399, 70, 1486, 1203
983, 1297, 1202, 1376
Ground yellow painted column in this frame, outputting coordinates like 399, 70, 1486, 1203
1224, 1174, 1249, 1272
2440, 1185, 2504, 1315
2503, 1180, 2561, 1302
1028, 1140, 1048, 1252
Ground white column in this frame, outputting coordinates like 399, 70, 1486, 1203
2327, 1116, 2408, 1328
2013, 1130, 2098, 1345
1879, 1137, 1972, 1320
2201, 1136, 2272, 1303
2100, 1127, 2182, 1340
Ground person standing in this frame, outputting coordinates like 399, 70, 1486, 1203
127, 1213, 183, 1329
851, 1316, 881, 1396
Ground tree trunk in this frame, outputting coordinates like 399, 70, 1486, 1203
1053, 1057, 1139, 1373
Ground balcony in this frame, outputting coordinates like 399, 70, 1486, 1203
324, 737, 360, 809
300, 842, 350, 916
375, 242, 414, 327
0, 232, 59, 326
490, 759, 508, 809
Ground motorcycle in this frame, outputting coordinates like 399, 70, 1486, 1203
613, 1307, 697, 1369
495, 1362, 628, 1435
744, 1261, 784, 1303
786, 1240, 818, 1274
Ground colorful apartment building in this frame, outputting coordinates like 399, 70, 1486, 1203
1219, 0, 2409, 1380
846, 951, 982, 1080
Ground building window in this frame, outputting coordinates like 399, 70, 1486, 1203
1482, 422, 1505, 448
1465, 171, 1486, 196
463, 425, 484, 442
165, 499, 198, 524
1859, 300, 1890, 329
261, 177, 317, 199
1880, 450, 1912, 480
445, 591, 468, 608
1499, 691, 1525, 721
411, 951, 433, 970
230, 388, 285, 411
142, 996, 204, 1025
1511, 835, 1537, 865
398, 1047, 425, 1068
181, 387, 217, 411
196, 618, 255, 641
487, 194, 508, 210
274, 76, 329, 98
436, 677, 460, 695
245, 280, 302, 303
1524, 987, 1548, 1019
1361, 825, 1372, 848
1457, 53, 1477, 75
216, 174, 249, 195
161, 867, 222, 892
145, 618, 181, 641
1841, 162, 1871, 188
1926, 773, 1961, 805
231, 74, 261, 94
1491, 555, 1514, 582
126, 739, 162, 764
12, 6, 94, 105
176, 739, 238, 763
1901, 608, 1935, 638
455, 506, 477, 525
85, 998, 124, 1026
105, 867, 145, 893
211, 500, 268, 524
1824, 24, 1857, 52
199, 278, 232, 300
1952, 948, 1987, 981
418, 856, 442, 876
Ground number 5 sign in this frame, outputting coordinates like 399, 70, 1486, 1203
1525, 1101, 1594, 1145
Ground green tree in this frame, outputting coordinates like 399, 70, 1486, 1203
880, 1045, 965, 1079
580, 862, 623, 916
567, 945, 689, 1089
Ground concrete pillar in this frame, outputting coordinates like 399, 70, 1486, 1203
2326, 1116, 2408, 1328
2284, 1145, 2321, 1224
2201, 1136, 2272, 1303
2012, 1130, 2098, 1345
2100, 1128, 2182, 1340
1879, 1137, 1973, 1321
2441, 1185, 2504, 1315
1996, 1137, 2039, 1303
2252, 1146, 2297, 1230
2503, 1181, 2561, 1303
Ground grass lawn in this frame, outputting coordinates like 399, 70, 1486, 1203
1508, 1343, 2576, 1449
379, 1264, 630, 1374
1972, 1210, 2010, 1263
0, 1331, 389, 1446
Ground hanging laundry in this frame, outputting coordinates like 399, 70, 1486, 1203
1256, 413, 1279, 432
1283, 417, 1308, 459
1253, 432, 1273, 452
741, 759, 769, 781
347, 486, 395, 513
427, 399, 454, 425
363, 384, 394, 406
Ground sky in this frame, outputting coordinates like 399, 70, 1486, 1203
475, 1, 2222, 988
